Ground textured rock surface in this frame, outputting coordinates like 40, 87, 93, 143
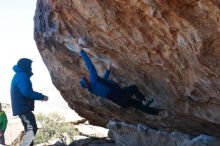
107, 120, 220, 146
34, 0, 220, 138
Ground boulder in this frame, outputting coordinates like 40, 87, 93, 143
34, 0, 220, 138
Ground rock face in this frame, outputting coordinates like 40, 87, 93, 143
107, 120, 220, 146
34, 0, 220, 138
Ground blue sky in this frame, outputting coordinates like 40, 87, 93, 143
0, 0, 54, 103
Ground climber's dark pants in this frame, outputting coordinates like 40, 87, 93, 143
19, 111, 38, 146
116, 85, 160, 115
121, 85, 145, 101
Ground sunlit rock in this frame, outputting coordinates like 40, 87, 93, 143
34, 0, 220, 138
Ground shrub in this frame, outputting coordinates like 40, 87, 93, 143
35, 112, 79, 145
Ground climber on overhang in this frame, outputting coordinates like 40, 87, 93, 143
74, 38, 161, 115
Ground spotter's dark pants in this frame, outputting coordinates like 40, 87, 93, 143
19, 111, 37, 146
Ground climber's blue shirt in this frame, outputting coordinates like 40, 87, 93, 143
80, 50, 122, 101
10, 65, 44, 116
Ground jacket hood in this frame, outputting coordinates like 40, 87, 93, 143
13, 65, 24, 73
13, 58, 33, 77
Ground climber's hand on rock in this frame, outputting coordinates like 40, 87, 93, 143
78, 37, 87, 48
75, 44, 82, 53
65, 41, 82, 53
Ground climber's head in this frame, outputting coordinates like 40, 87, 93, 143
80, 76, 90, 88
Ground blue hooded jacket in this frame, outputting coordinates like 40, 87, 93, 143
80, 50, 122, 101
10, 58, 45, 116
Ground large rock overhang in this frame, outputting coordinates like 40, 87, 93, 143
34, 0, 220, 138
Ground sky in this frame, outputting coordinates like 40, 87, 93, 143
0, 0, 58, 104
0, 1, 81, 141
